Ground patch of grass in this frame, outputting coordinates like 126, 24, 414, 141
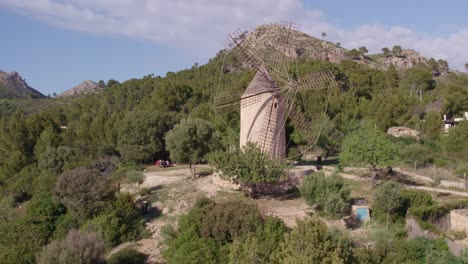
215, 191, 246, 202
144, 166, 188, 173
433, 194, 468, 205
197, 168, 214, 177
343, 178, 374, 203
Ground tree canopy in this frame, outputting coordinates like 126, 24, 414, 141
209, 143, 286, 196
339, 123, 400, 185
165, 118, 219, 177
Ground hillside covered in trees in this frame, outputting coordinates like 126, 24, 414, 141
0, 28, 467, 263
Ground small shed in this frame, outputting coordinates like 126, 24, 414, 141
351, 199, 370, 221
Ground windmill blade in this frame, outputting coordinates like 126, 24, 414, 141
214, 92, 242, 108
225, 29, 264, 69
213, 92, 241, 116
295, 70, 338, 92
213, 68, 279, 115
284, 96, 324, 150
225, 25, 297, 84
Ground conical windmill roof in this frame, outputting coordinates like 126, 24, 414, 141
241, 68, 277, 98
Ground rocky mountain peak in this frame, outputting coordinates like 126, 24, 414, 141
59, 80, 103, 97
0, 70, 45, 99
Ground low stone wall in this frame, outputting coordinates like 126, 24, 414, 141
212, 173, 241, 191
212, 166, 315, 195
394, 168, 466, 190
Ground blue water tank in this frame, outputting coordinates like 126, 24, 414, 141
356, 208, 368, 220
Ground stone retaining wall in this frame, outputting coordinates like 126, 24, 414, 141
212, 166, 315, 195
406, 214, 467, 256
451, 209, 468, 233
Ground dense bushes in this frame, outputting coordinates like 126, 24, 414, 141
163, 198, 286, 263
54, 160, 117, 219
300, 171, 350, 218
90, 193, 146, 246
36, 229, 106, 264
108, 248, 148, 264
164, 198, 357, 263
278, 218, 354, 263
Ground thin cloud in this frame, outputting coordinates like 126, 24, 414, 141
1, 0, 467, 69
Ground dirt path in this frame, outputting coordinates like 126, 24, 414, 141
323, 166, 468, 197
406, 186, 468, 197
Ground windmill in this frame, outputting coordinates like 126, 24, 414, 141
213, 23, 338, 160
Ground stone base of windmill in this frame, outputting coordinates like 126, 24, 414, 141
212, 166, 315, 195
212, 172, 241, 191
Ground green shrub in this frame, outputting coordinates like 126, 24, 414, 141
228, 216, 286, 264
372, 181, 406, 228
163, 198, 266, 263
277, 218, 353, 263
434, 159, 449, 168
287, 147, 302, 161
108, 248, 148, 264
197, 168, 214, 177
299, 172, 350, 218
401, 189, 433, 209
138, 187, 151, 196
36, 229, 105, 264
53, 211, 80, 239
91, 193, 145, 246
160, 223, 176, 244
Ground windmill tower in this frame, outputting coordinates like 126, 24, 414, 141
240, 68, 286, 159
214, 23, 338, 160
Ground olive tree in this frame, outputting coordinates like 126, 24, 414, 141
277, 218, 353, 263
209, 143, 286, 197
373, 181, 404, 229
300, 171, 350, 218
36, 229, 106, 264
165, 118, 219, 177
117, 111, 174, 162
339, 124, 399, 186
55, 159, 117, 219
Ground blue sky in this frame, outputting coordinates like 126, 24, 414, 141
0, 0, 467, 95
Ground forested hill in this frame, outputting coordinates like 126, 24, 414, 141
0, 70, 45, 99
0, 27, 467, 262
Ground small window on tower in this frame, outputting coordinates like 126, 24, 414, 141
274, 102, 278, 108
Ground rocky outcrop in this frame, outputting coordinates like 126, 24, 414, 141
59, 80, 103, 97
0, 70, 45, 99
244, 24, 347, 64
242, 24, 448, 73
387, 126, 420, 140
374, 49, 431, 71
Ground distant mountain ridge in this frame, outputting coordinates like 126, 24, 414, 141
59, 80, 103, 97
0, 70, 45, 99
